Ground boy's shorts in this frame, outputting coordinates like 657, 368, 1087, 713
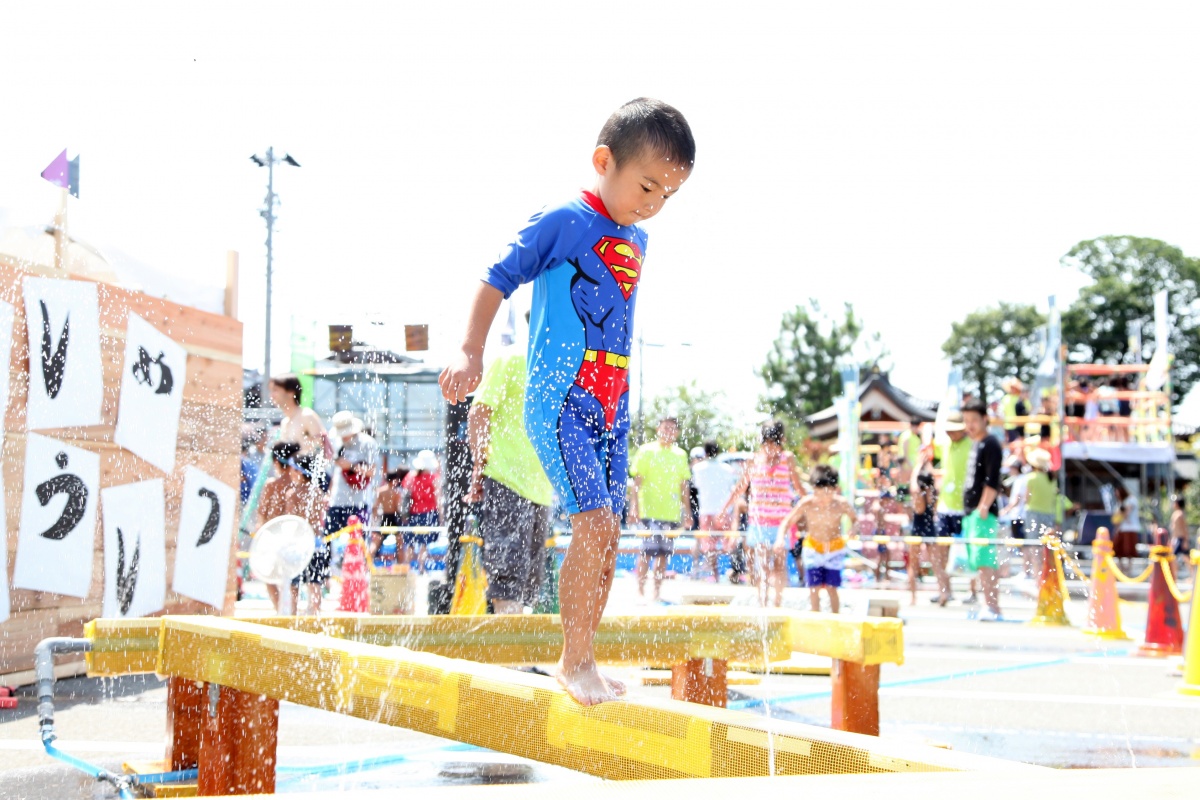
641, 519, 675, 558
403, 510, 440, 546
805, 565, 842, 588
527, 385, 628, 517
478, 477, 548, 604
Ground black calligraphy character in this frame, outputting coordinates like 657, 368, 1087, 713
153, 353, 173, 395
39, 300, 70, 399
132, 347, 174, 395
131, 347, 154, 387
196, 487, 220, 546
115, 527, 141, 616
35, 452, 88, 541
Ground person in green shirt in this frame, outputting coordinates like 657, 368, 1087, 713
630, 417, 693, 602
930, 412, 971, 606
467, 347, 555, 615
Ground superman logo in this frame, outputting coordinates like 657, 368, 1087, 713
592, 237, 643, 300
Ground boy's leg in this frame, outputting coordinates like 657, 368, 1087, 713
654, 554, 667, 598
557, 507, 622, 706
635, 550, 649, 596
808, 586, 821, 612
827, 585, 840, 614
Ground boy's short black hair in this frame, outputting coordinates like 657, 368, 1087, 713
271, 441, 300, 466
812, 464, 839, 488
761, 419, 786, 445
597, 98, 695, 170
917, 471, 935, 489
961, 398, 988, 417
703, 440, 720, 459
270, 374, 303, 406
1174, 495, 1186, 510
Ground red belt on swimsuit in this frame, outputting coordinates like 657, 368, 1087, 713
575, 349, 629, 430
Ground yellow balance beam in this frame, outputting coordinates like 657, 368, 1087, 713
85, 608, 901, 677
154, 616, 1024, 780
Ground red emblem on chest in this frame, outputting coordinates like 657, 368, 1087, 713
592, 236, 643, 300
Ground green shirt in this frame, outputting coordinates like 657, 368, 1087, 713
474, 350, 553, 507
898, 430, 922, 466
936, 437, 971, 513
1026, 471, 1058, 515
630, 441, 691, 523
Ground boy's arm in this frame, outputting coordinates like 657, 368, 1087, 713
464, 402, 494, 503
775, 501, 804, 550
439, 283, 504, 404
629, 475, 643, 523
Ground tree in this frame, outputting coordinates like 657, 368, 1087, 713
637, 381, 736, 453
758, 300, 884, 425
1061, 236, 1200, 405
942, 303, 1046, 400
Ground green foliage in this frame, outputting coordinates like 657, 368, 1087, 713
637, 381, 736, 452
757, 300, 884, 427
942, 303, 1046, 400
1061, 236, 1200, 406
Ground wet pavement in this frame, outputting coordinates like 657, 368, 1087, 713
0, 568, 1195, 796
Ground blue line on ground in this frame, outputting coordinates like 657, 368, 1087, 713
729, 656, 1076, 711
276, 743, 484, 781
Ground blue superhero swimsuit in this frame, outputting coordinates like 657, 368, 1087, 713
484, 191, 647, 516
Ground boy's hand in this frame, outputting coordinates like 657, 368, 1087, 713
439, 348, 483, 404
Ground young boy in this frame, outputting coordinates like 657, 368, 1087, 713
439, 98, 695, 706
776, 465, 853, 613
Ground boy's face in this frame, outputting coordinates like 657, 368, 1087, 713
593, 146, 690, 227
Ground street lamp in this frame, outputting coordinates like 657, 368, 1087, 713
636, 332, 692, 444
249, 147, 301, 397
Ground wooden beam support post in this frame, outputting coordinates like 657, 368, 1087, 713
830, 659, 880, 735
670, 657, 728, 707
165, 677, 206, 770
198, 684, 279, 796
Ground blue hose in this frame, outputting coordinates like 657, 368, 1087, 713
130, 767, 200, 784
42, 741, 106, 778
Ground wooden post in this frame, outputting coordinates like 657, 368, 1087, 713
830, 659, 880, 735
52, 189, 68, 271
165, 677, 206, 771
198, 684, 279, 796
224, 251, 239, 319
670, 658, 728, 707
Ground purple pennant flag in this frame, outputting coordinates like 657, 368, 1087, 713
41, 149, 80, 198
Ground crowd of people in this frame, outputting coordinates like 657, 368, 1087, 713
241, 374, 445, 614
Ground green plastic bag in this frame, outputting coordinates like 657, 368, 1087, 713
964, 511, 1000, 571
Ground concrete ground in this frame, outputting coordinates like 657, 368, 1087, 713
0, 564, 1195, 797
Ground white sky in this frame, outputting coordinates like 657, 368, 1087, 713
3, 1, 1199, 426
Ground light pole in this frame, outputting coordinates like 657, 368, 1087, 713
636, 332, 692, 444
250, 147, 300, 397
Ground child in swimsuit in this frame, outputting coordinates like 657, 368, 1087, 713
722, 420, 806, 607
776, 464, 854, 613
439, 99, 695, 706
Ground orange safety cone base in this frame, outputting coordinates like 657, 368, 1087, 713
1139, 641, 1184, 657
1082, 627, 1130, 640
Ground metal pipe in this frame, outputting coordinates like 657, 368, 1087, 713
35, 636, 91, 744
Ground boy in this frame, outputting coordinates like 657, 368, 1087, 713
439, 98, 695, 705
775, 465, 853, 613
629, 417, 692, 603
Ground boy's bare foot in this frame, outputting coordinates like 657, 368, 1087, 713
556, 660, 620, 706
600, 670, 627, 695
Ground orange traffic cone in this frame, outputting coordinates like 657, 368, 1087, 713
338, 515, 371, 613
1029, 533, 1070, 626
1180, 549, 1200, 695
1083, 527, 1129, 640
1138, 529, 1184, 658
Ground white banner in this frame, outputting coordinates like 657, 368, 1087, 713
1146, 290, 1170, 392
101, 480, 166, 618
0, 300, 14, 422
12, 434, 100, 598
172, 467, 237, 609
114, 314, 188, 472
22, 277, 103, 430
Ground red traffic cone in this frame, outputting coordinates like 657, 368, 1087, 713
338, 515, 371, 614
1084, 527, 1129, 640
1138, 529, 1184, 658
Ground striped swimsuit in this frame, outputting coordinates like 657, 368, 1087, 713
746, 456, 794, 548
